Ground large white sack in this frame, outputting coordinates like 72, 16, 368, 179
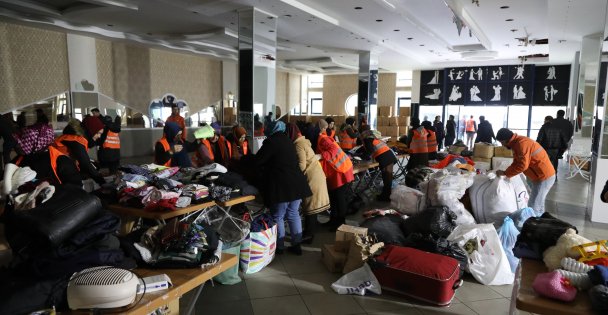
419, 170, 476, 225
447, 224, 515, 285
510, 174, 530, 210
469, 173, 518, 224
390, 185, 425, 215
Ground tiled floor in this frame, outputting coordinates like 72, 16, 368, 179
182, 160, 607, 315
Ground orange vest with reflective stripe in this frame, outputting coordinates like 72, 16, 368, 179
327, 143, 353, 173
53, 134, 89, 155
231, 140, 248, 159
103, 131, 120, 149
339, 129, 356, 150
371, 139, 390, 159
156, 137, 172, 167
48, 146, 67, 184
426, 130, 437, 153
327, 129, 335, 139
200, 136, 232, 164
466, 120, 476, 132
409, 129, 429, 154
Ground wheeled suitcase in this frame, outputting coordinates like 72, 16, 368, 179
370, 245, 462, 306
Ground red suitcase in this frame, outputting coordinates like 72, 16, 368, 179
371, 245, 463, 306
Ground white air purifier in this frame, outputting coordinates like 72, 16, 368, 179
67, 266, 139, 310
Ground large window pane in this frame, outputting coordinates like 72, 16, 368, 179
345, 93, 357, 116
311, 98, 323, 115
419, 106, 443, 123
530, 105, 567, 132
396, 71, 413, 87
507, 106, 530, 130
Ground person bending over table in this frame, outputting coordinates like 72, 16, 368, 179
495, 128, 555, 214
318, 136, 354, 231
155, 121, 192, 168
360, 127, 398, 202
256, 121, 312, 255
287, 123, 330, 244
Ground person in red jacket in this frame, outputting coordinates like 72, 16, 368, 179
318, 136, 354, 231
495, 128, 556, 214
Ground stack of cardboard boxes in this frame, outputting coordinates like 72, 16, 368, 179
223, 107, 237, 125
493, 146, 514, 171
376, 106, 411, 140
321, 225, 367, 273
470, 143, 514, 171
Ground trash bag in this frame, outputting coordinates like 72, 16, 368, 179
360, 214, 407, 246
517, 213, 578, 254
447, 224, 515, 285
508, 207, 539, 231
402, 232, 468, 278
498, 217, 520, 272
390, 185, 425, 215
402, 206, 457, 238
405, 167, 434, 189
331, 263, 382, 296
419, 170, 476, 226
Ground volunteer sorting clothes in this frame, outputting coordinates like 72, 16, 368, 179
96, 115, 122, 174
192, 124, 215, 167
421, 120, 438, 161
286, 123, 330, 243
15, 143, 82, 186
338, 117, 359, 150
324, 117, 336, 140
228, 125, 249, 160
312, 119, 330, 153
406, 118, 429, 171
52, 118, 105, 185
495, 128, 556, 214
166, 103, 187, 141
318, 135, 354, 230
154, 121, 192, 168
255, 120, 312, 255
361, 129, 397, 202
198, 122, 232, 167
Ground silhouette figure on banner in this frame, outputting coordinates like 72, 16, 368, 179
513, 85, 526, 100
491, 85, 502, 101
449, 85, 462, 102
547, 66, 557, 80
544, 85, 558, 101
469, 69, 476, 80
456, 70, 465, 80
448, 69, 455, 81
427, 70, 440, 84
513, 66, 525, 79
470, 85, 482, 101
491, 67, 504, 80
425, 88, 441, 100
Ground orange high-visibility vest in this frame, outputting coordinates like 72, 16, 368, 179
53, 134, 89, 155
327, 129, 336, 139
327, 142, 353, 173
466, 119, 476, 132
231, 140, 248, 159
427, 130, 438, 153
103, 131, 120, 149
339, 129, 356, 150
409, 129, 429, 154
48, 146, 67, 184
200, 137, 232, 164
371, 139, 390, 159
156, 137, 172, 167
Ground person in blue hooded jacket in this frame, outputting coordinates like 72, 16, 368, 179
155, 121, 192, 167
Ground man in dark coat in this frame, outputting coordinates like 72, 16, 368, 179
475, 116, 496, 144
444, 115, 456, 147
553, 110, 573, 158
256, 120, 312, 255
537, 116, 568, 173
433, 116, 445, 151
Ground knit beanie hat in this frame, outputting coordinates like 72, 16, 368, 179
496, 128, 514, 142
83, 116, 105, 136
318, 119, 328, 130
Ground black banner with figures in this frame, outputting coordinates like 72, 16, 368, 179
533, 65, 571, 106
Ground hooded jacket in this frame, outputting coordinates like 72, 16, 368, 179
504, 134, 556, 181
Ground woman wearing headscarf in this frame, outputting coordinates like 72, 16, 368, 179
192, 123, 232, 167
228, 125, 249, 160
96, 115, 122, 174
155, 121, 191, 167
317, 135, 354, 230
360, 126, 398, 202
406, 118, 429, 171
256, 121, 312, 255
286, 123, 330, 243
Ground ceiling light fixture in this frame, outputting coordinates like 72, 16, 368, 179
269, 30, 275, 32
393, 29, 400, 32
376, 19, 383, 22
354, 6, 362, 10
280, 0, 340, 26
407, 37, 413, 40
500, 5, 509, 9
510, 29, 518, 32
106, 24, 113, 27
505, 18, 513, 21
419, 44, 425, 46
472, 0, 479, 6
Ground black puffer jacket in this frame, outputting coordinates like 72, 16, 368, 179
537, 122, 567, 150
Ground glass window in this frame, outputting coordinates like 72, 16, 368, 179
419, 106, 443, 123
308, 91, 323, 114
507, 106, 530, 130
189, 107, 215, 127
345, 93, 358, 116
307, 74, 324, 89
396, 71, 413, 87
530, 106, 567, 134
370, 104, 377, 128
396, 91, 412, 113
10, 92, 70, 131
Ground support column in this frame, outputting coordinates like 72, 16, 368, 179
66, 34, 100, 118
238, 8, 277, 153
357, 51, 378, 128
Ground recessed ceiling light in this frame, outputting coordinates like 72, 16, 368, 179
376, 19, 383, 22
307, 19, 312, 22
510, 29, 518, 32
407, 37, 413, 40
506, 18, 514, 21
500, 5, 509, 9
269, 30, 275, 32
306, 45, 311, 47
284, 14, 292, 17
267, 16, 274, 19
106, 24, 113, 27
520, 50, 526, 52
394, 29, 400, 32
192, 11, 199, 14
419, 44, 425, 46
354, 6, 362, 10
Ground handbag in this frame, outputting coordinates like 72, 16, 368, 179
239, 217, 277, 274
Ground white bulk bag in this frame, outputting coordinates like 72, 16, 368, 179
390, 185, 425, 215
469, 173, 518, 224
419, 170, 476, 226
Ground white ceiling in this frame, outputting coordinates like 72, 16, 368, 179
0, 0, 606, 73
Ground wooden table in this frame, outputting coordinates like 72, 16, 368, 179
353, 161, 379, 174
513, 258, 592, 315
67, 253, 238, 315
108, 201, 216, 234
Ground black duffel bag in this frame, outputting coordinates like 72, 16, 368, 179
516, 212, 578, 254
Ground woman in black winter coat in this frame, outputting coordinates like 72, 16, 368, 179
255, 121, 312, 255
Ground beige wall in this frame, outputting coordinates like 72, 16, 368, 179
0, 22, 69, 112
322, 73, 397, 115
275, 71, 302, 115
276, 71, 288, 115
96, 39, 222, 115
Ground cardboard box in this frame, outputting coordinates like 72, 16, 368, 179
223, 107, 237, 116
388, 117, 399, 126
492, 157, 514, 171
398, 116, 410, 126
473, 143, 495, 159
386, 126, 400, 137
378, 106, 393, 117
472, 157, 492, 164
322, 244, 347, 273
377, 116, 388, 126
399, 107, 411, 117
335, 224, 368, 252
494, 146, 513, 157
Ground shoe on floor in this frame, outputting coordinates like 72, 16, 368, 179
287, 244, 302, 255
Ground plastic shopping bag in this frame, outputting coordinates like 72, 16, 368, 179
240, 221, 277, 274
447, 224, 515, 285
498, 217, 520, 272
331, 263, 382, 296
390, 185, 425, 215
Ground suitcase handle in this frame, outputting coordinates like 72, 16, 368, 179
453, 279, 464, 290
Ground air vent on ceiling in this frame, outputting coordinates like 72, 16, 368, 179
450, 44, 487, 52
461, 50, 498, 61
516, 37, 549, 46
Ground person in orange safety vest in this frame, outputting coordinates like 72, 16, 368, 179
338, 117, 359, 150
465, 115, 477, 150
421, 120, 438, 161
406, 118, 429, 171
361, 126, 398, 202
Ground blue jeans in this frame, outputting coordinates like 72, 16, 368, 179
271, 199, 302, 249
528, 175, 556, 214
